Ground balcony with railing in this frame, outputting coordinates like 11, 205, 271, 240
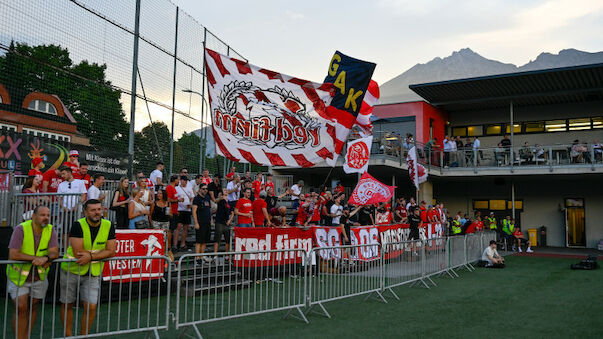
369, 131, 603, 176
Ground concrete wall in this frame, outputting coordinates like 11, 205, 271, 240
433, 175, 603, 248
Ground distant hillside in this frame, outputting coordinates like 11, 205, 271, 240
380, 48, 603, 104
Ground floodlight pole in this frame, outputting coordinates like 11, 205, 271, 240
169, 6, 179, 176
128, 0, 141, 179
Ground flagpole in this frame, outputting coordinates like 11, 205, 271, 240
413, 138, 419, 204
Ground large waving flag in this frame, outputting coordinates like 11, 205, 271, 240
348, 172, 395, 206
205, 48, 338, 168
356, 80, 380, 137
406, 146, 428, 189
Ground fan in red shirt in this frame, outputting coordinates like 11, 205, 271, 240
252, 192, 270, 226
252, 173, 264, 200
309, 194, 321, 224
62, 150, 81, 179
465, 218, 478, 234
295, 195, 311, 226
394, 198, 407, 223
28, 157, 45, 180
41, 168, 62, 193
419, 201, 428, 222
333, 182, 344, 194
475, 216, 484, 231
79, 162, 92, 189
166, 176, 181, 216
375, 203, 393, 225
427, 206, 438, 223
235, 188, 254, 226
264, 174, 275, 195
200, 169, 212, 185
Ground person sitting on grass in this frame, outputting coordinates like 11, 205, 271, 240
513, 227, 533, 253
481, 240, 505, 268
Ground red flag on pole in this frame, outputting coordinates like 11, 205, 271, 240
348, 172, 395, 206
406, 146, 428, 189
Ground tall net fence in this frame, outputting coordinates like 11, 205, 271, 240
0, 0, 262, 177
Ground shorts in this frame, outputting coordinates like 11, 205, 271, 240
214, 222, 231, 243
195, 223, 211, 244
7, 278, 48, 300
169, 215, 179, 231
409, 228, 420, 240
151, 220, 170, 231
178, 211, 192, 224
59, 269, 101, 304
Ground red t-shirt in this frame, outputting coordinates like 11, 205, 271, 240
81, 173, 91, 189
296, 205, 309, 225
62, 161, 80, 178
427, 210, 437, 222
252, 180, 263, 199
236, 198, 253, 224
513, 229, 523, 237
201, 176, 212, 185
310, 202, 321, 222
465, 222, 477, 234
166, 184, 179, 215
334, 185, 344, 194
42, 169, 62, 193
476, 221, 484, 231
252, 198, 267, 226
420, 206, 427, 222
395, 205, 407, 221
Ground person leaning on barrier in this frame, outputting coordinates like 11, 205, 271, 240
480, 240, 505, 268
7, 206, 59, 339
60, 199, 116, 337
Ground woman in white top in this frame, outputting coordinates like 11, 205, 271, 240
137, 176, 154, 210
129, 187, 150, 229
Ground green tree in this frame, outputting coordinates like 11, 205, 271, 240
133, 121, 171, 175
174, 132, 201, 174
0, 42, 129, 152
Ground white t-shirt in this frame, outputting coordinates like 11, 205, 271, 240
149, 169, 163, 189
443, 140, 451, 151
226, 181, 240, 202
176, 185, 194, 212
291, 184, 301, 201
57, 179, 87, 209
140, 189, 152, 210
330, 204, 343, 225
482, 246, 499, 261
450, 141, 457, 152
87, 185, 101, 200
473, 139, 481, 149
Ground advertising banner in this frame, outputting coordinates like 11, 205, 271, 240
233, 227, 313, 267
102, 230, 166, 283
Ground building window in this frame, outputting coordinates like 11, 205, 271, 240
524, 122, 544, 133
28, 99, 57, 115
545, 120, 566, 132
467, 125, 483, 136
485, 124, 502, 135
452, 127, 466, 137
22, 127, 70, 142
0, 123, 17, 132
505, 124, 521, 134
593, 117, 603, 129
568, 118, 591, 131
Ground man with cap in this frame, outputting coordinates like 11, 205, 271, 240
7, 206, 59, 339
28, 157, 45, 181
290, 180, 304, 210
487, 212, 497, 231
62, 150, 81, 179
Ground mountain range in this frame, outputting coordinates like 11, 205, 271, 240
379, 48, 603, 104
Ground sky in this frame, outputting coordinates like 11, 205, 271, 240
174, 0, 603, 84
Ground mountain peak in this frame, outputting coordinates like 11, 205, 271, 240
379, 48, 603, 104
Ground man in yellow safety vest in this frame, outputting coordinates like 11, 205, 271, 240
60, 199, 116, 337
7, 206, 59, 339
487, 212, 497, 230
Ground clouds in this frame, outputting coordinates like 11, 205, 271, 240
174, 0, 603, 83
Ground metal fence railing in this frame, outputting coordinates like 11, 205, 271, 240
0, 231, 498, 338
1, 256, 170, 339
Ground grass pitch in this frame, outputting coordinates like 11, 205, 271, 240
184, 255, 602, 338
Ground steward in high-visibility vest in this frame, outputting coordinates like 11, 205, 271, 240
7, 219, 54, 286
502, 218, 514, 235
451, 219, 462, 235
487, 215, 497, 230
61, 217, 111, 276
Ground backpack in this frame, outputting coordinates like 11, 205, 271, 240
570, 255, 599, 270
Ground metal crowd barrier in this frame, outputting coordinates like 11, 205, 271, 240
174, 249, 308, 338
1, 255, 170, 339
10, 193, 84, 256
1, 231, 500, 338
306, 243, 385, 318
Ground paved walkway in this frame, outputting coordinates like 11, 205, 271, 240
511, 246, 602, 259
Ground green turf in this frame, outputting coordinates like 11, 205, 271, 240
174, 255, 603, 339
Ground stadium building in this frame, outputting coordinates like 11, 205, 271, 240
274, 63, 603, 249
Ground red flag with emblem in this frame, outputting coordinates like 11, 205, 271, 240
343, 135, 373, 174
348, 172, 395, 206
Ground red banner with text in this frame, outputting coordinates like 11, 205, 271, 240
233, 227, 314, 267
102, 230, 166, 283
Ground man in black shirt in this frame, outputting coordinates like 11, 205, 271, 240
192, 184, 212, 263
500, 134, 511, 148
207, 174, 222, 203
357, 205, 375, 226
323, 196, 335, 226
212, 190, 232, 258
408, 207, 422, 241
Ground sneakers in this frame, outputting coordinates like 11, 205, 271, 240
202, 256, 213, 263
518, 247, 523, 253
526, 248, 533, 253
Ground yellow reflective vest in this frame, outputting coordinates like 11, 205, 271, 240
487, 217, 497, 230
452, 219, 462, 235
61, 218, 111, 276
502, 219, 514, 235
6, 220, 53, 287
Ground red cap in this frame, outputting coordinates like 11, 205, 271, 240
226, 172, 234, 179
32, 157, 43, 167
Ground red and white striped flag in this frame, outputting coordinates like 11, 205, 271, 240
204, 48, 339, 168
406, 146, 428, 189
356, 80, 380, 137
